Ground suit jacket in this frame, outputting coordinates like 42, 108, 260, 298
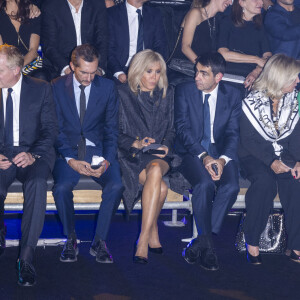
41, 0, 107, 75
51, 73, 119, 163
107, 2, 168, 75
0, 76, 58, 170
174, 81, 241, 161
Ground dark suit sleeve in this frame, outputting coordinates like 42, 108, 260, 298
28, 83, 58, 157
220, 91, 241, 161
51, 82, 77, 159
93, 0, 108, 71
42, 4, 68, 72
239, 111, 277, 166
162, 88, 175, 151
103, 85, 119, 163
174, 85, 206, 156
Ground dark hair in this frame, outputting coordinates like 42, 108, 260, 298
0, 0, 31, 23
231, 0, 262, 27
192, 0, 211, 8
195, 52, 226, 75
71, 44, 100, 67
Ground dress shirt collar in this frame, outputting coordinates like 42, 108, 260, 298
126, 1, 143, 14
67, 0, 84, 13
202, 84, 219, 103
3, 74, 22, 98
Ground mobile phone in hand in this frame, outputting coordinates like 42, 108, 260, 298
212, 164, 218, 176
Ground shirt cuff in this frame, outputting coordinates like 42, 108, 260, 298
198, 152, 207, 159
65, 157, 72, 163
61, 65, 69, 76
220, 155, 231, 165
114, 71, 125, 80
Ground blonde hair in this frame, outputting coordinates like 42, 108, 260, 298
128, 49, 168, 98
252, 54, 300, 99
0, 44, 24, 69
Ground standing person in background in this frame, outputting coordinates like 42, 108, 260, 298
107, 0, 168, 84
41, 0, 107, 81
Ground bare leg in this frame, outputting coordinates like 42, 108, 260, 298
135, 159, 169, 258
247, 244, 259, 256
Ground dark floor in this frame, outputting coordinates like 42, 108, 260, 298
0, 211, 299, 300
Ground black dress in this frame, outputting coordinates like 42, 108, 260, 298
118, 84, 175, 213
0, 9, 41, 56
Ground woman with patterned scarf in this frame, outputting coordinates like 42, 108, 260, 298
238, 54, 300, 265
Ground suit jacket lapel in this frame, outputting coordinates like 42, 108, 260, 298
0, 89, 4, 146
81, 0, 91, 42
64, 0, 77, 44
143, 5, 150, 48
122, 3, 130, 51
85, 76, 100, 121
213, 83, 227, 139
65, 74, 81, 124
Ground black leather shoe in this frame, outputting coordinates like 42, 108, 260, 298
246, 248, 262, 265
60, 238, 78, 262
149, 246, 163, 254
17, 259, 36, 287
200, 247, 219, 271
133, 255, 148, 264
182, 238, 202, 264
90, 239, 113, 263
0, 225, 6, 257
290, 250, 300, 263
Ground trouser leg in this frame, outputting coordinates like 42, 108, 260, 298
92, 160, 124, 241
52, 158, 80, 237
240, 157, 277, 246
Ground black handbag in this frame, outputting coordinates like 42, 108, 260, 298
235, 212, 287, 253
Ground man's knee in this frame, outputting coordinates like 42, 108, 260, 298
52, 182, 74, 199
193, 180, 215, 195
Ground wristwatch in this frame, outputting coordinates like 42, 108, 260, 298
199, 152, 208, 162
29, 153, 41, 160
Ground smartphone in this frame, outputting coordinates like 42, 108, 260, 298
146, 149, 166, 155
212, 164, 218, 176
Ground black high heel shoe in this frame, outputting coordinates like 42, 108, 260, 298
246, 246, 262, 265
133, 243, 148, 264
149, 246, 163, 254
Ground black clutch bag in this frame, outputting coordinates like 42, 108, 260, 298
235, 213, 287, 253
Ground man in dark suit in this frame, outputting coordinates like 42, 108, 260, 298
107, 0, 168, 83
0, 45, 57, 286
175, 52, 241, 271
51, 44, 124, 264
41, 0, 107, 80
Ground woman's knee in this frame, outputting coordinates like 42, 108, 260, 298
146, 163, 163, 179
160, 180, 168, 198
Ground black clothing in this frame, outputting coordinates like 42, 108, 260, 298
218, 16, 270, 77
0, 9, 41, 56
117, 84, 175, 212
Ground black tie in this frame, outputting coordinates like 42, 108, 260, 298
78, 85, 86, 160
201, 93, 211, 152
4, 88, 13, 149
136, 9, 143, 53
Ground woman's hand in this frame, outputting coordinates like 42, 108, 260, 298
270, 160, 290, 174
132, 137, 155, 150
29, 4, 41, 19
244, 67, 262, 90
291, 162, 300, 180
153, 146, 169, 159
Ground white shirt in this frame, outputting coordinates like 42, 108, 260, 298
114, 1, 143, 79
61, 0, 84, 75
199, 84, 231, 164
2, 74, 22, 147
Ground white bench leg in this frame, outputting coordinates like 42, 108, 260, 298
181, 216, 198, 242
163, 209, 186, 227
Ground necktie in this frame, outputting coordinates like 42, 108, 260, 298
136, 9, 143, 53
201, 93, 211, 153
78, 85, 86, 160
4, 88, 13, 148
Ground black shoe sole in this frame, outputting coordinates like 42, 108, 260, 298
199, 264, 219, 271
89, 248, 113, 263
60, 248, 79, 263
17, 280, 36, 287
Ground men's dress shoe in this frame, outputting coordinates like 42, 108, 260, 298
17, 259, 36, 287
133, 255, 148, 264
149, 246, 163, 254
200, 247, 219, 271
246, 248, 262, 265
0, 225, 7, 256
290, 250, 300, 263
90, 239, 113, 263
60, 238, 79, 262
182, 238, 202, 264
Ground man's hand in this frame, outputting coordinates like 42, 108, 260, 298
68, 159, 93, 176
270, 160, 290, 174
203, 156, 225, 181
29, 4, 41, 19
118, 74, 127, 83
153, 146, 168, 159
89, 160, 110, 178
0, 154, 12, 170
291, 162, 300, 180
12, 152, 35, 168
132, 137, 155, 150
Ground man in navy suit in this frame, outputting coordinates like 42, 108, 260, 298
0, 45, 57, 286
42, 0, 107, 80
175, 52, 241, 271
51, 44, 124, 264
107, 0, 168, 83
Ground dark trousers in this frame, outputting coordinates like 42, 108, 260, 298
52, 158, 124, 241
0, 159, 50, 262
240, 156, 300, 250
179, 154, 239, 235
